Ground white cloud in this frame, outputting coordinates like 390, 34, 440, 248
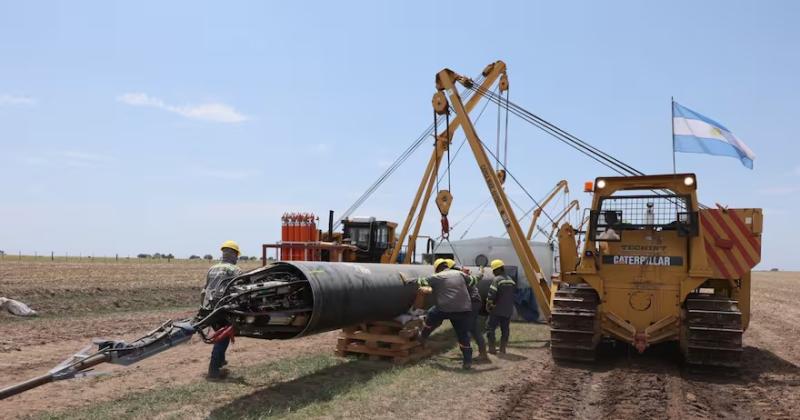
0, 94, 35, 106
310, 143, 329, 153
117, 92, 247, 123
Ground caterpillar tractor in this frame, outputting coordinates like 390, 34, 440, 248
554, 174, 762, 366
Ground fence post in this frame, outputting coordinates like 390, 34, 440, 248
51, 251, 54, 261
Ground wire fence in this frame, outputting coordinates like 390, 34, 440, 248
0, 252, 270, 264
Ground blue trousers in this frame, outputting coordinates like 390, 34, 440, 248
209, 336, 230, 372
421, 307, 473, 364
470, 302, 486, 350
486, 315, 510, 344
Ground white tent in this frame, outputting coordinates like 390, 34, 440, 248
433, 236, 555, 288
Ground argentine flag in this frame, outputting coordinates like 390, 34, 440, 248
672, 102, 755, 169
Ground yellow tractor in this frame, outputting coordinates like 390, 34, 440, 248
555, 174, 762, 366
390, 60, 762, 367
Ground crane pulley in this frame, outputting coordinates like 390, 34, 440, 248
434, 62, 552, 319
389, 62, 508, 264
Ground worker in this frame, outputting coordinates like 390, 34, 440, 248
202, 240, 243, 380
598, 211, 621, 241
485, 259, 516, 354
447, 259, 490, 363
413, 258, 475, 369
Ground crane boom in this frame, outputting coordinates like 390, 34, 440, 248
547, 199, 580, 241
526, 180, 568, 240
436, 63, 552, 319
390, 62, 507, 264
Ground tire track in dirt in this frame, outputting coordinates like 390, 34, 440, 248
491, 356, 595, 419
491, 273, 800, 419
592, 362, 670, 418
493, 343, 799, 419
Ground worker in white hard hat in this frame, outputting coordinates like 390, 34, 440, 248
485, 259, 516, 354
202, 240, 243, 379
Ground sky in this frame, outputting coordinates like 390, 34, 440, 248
0, 1, 798, 269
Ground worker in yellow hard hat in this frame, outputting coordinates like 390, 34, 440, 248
485, 259, 516, 354
411, 257, 476, 369
202, 240, 243, 379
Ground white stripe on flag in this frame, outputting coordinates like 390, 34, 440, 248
673, 117, 727, 141
722, 131, 756, 160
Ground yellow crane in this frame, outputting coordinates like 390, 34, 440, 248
389, 62, 509, 264
429, 61, 552, 318
526, 180, 568, 240
546, 199, 580, 241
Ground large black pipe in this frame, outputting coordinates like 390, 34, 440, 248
226, 262, 496, 340
298, 262, 432, 335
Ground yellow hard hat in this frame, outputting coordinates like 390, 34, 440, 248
433, 258, 448, 270
220, 240, 240, 254
490, 259, 505, 270
445, 259, 456, 269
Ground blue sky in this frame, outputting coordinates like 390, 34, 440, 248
0, 1, 797, 268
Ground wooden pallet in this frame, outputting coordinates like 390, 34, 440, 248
335, 320, 432, 364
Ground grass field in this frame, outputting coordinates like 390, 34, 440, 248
1, 261, 799, 419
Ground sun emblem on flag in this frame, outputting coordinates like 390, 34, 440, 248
710, 126, 722, 137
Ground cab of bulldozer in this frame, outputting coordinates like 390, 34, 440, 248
341, 217, 397, 263
583, 174, 700, 275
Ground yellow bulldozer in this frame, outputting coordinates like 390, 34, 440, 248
555, 174, 762, 366
393, 60, 763, 367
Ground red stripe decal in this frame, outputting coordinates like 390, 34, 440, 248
723, 209, 761, 252
704, 241, 731, 278
701, 214, 743, 277
707, 209, 756, 267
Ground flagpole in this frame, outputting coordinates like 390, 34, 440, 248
671, 96, 676, 174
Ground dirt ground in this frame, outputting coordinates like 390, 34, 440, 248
0, 261, 798, 419
491, 271, 800, 420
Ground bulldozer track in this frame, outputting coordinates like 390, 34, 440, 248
682, 294, 743, 368
550, 285, 600, 362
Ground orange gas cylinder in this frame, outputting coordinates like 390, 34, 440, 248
310, 215, 319, 261
291, 214, 300, 261
280, 214, 289, 260
297, 215, 306, 260
286, 215, 294, 261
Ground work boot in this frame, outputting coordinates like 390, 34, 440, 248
206, 368, 229, 380
499, 338, 508, 354
415, 331, 427, 348
460, 346, 473, 370
487, 339, 497, 355
474, 343, 491, 363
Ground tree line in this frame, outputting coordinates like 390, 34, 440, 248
135, 253, 257, 261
